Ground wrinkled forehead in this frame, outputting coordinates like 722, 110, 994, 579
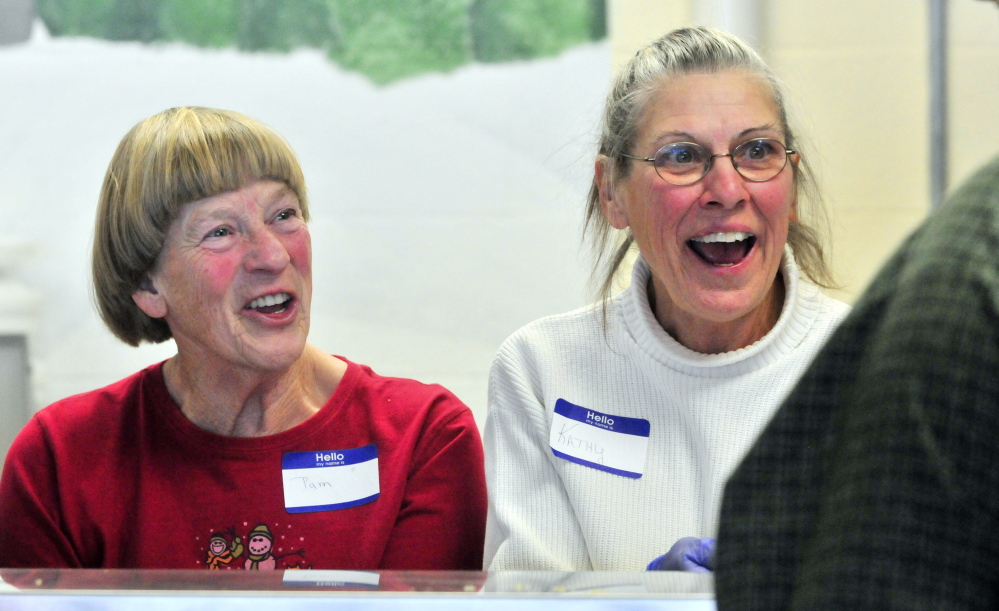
639, 71, 784, 139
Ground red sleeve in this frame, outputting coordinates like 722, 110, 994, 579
378, 399, 487, 570
0, 418, 82, 568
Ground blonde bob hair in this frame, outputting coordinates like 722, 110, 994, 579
92, 107, 308, 346
586, 27, 834, 301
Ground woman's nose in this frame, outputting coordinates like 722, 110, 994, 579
245, 229, 290, 272
700, 155, 749, 208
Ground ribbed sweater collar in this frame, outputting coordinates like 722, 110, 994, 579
618, 246, 823, 377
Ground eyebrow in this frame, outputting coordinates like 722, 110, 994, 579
263, 183, 295, 204
736, 122, 783, 139
184, 185, 297, 227
654, 122, 784, 144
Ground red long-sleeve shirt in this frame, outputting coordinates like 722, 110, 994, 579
0, 358, 486, 570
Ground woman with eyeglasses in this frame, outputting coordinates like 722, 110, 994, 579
483, 27, 848, 571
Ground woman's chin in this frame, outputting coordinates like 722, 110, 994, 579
264, 345, 310, 371
245, 322, 312, 370
678, 253, 783, 321
229, 335, 310, 374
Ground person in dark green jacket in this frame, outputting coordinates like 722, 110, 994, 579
715, 155, 999, 606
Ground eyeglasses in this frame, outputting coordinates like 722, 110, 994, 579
622, 138, 795, 186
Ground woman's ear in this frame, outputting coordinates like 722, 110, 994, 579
596, 155, 629, 230
132, 276, 166, 319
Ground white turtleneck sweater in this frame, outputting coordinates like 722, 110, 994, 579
483, 250, 849, 571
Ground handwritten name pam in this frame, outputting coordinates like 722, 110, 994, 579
290, 477, 333, 490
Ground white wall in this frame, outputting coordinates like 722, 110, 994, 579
0, 24, 612, 433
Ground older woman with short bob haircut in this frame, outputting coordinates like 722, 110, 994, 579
0, 107, 486, 570
484, 27, 849, 571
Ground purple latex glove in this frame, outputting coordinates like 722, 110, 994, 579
646, 537, 716, 572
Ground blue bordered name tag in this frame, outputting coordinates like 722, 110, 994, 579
281, 444, 380, 513
549, 399, 651, 479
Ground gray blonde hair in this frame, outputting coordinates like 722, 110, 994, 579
585, 26, 834, 301
92, 107, 308, 346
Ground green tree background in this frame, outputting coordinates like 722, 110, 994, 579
36, 0, 606, 84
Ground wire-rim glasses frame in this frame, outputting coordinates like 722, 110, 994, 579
621, 138, 796, 186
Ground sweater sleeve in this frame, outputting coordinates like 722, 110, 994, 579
483, 337, 592, 570
0, 417, 82, 568
378, 393, 487, 570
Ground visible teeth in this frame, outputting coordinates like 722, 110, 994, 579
248, 292, 290, 310
691, 231, 752, 243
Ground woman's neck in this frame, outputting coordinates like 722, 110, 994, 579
162, 344, 347, 437
650, 274, 786, 355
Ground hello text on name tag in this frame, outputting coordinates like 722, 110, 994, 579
281, 444, 380, 514
549, 399, 651, 479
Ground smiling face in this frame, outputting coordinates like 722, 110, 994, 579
209, 538, 227, 555
248, 535, 272, 556
599, 70, 796, 353
132, 179, 312, 373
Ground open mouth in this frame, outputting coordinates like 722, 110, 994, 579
245, 292, 293, 314
687, 232, 756, 267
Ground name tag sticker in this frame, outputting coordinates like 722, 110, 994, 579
549, 399, 650, 479
283, 569, 381, 588
282, 444, 379, 513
